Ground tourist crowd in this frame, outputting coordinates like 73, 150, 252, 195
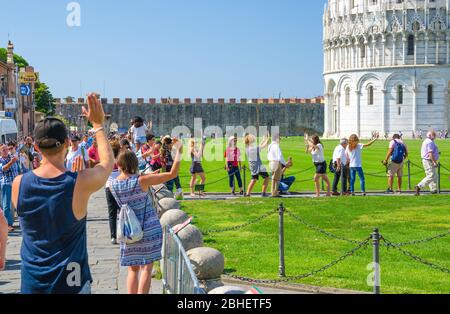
0, 94, 446, 295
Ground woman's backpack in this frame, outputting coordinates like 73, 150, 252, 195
113, 177, 148, 244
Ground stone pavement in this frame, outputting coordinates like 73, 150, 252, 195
0, 190, 310, 295
0, 190, 163, 294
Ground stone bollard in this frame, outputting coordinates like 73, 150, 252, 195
154, 184, 175, 200
177, 225, 203, 252
187, 247, 224, 280
208, 286, 247, 295
160, 209, 189, 229
158, 198, 181, 216
199, 279, 225, 293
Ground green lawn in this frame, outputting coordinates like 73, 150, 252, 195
182, 196, 450, 294
176, 137, 450, 193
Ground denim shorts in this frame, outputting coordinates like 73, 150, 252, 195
135, 136, 147, 145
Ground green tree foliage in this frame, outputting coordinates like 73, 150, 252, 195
0, 48, 29, 68
53, 114, 71, 128
34, 82, 55, 116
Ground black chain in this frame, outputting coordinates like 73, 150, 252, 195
381, 237, 450, 274
223, 237, 371, 284
285, 209, 362, 244
287, 166, 315, 176
382, 231, 449, 247
201, 209, 278, 235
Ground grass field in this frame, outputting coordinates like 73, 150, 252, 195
182, 196, 450, 294
175, 137, 450, 193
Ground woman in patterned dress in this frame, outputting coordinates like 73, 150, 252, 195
111, 139, 183, 294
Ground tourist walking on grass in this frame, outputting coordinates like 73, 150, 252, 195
0, 144, 22, 232
0, 208, 7, 271
189, 138, 206, 197
332, 138, 349, 196
225, 136, 244, 195
105, 140, 121, 245
415, 130, 440, 196
11, 93, 114, 294
110, 140, 183, 294
268, 133, 286, 198
346, 134, 379, 196
383, 134, 408, 194
244, 134, 270, 197
306, 135, 331, 197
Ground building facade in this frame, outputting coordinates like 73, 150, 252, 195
1, 41, 37, 137
323, 0, 450, 138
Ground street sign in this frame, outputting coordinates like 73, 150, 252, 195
20, 84, 31, 96
4, 98, 16, 110
19, 72, 39, 84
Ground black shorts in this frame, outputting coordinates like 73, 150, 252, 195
190, 162, 204, 174
252, 172, 269, 180
314, 161, 327, 175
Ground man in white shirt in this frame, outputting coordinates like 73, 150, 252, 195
66, 135, 89, 172
268, 133, 288, 198
332, 138, 349, 196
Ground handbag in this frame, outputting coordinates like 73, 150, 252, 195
113, 177, 148, 244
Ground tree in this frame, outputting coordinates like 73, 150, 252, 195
34, 82, 55, 116
0, 48, 29, 68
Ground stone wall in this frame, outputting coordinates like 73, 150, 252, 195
55, 100, 324, 136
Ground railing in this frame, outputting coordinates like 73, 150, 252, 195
161, 226, 206, 294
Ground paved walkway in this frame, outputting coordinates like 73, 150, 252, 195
0, 190, 311, 295
0, 190, 163, 294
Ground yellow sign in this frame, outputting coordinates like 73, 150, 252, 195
19, 72, 39, 84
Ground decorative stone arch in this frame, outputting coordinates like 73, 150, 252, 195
356, 73, 381, 92
337, 74, 353, 92
419, 71, 446, 90
383, 72, 412, 91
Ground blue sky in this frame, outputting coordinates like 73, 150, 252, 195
0, 0, 326, 99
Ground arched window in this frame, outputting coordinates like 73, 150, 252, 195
427, 85, 434, 104
345, 87, 351, 106
368, 86, 374, 105
407, 35, 414, 56
397, 85, 403, 105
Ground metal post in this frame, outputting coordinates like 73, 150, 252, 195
177, 246, 183, 294
407, 160, 411, 191
243, 165, 247, 197
278, 203, 286, 277
437, 162, 441, 194
372, 228, 381, 295
321, 178, 325, 191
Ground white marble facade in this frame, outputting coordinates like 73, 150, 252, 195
323, 0, 450, 138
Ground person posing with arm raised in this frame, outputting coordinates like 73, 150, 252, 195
110, 138, 183, 294
11, 93, 114, 294
345, 134, 379, 196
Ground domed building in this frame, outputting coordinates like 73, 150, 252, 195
323, 0, 450, 139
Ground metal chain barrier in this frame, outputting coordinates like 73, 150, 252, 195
201, 209, 278, 235
409, 160, 425, 170
382, 230, 449, 247
381, 237, 450, 274
223, 237, 371, 284
440, 163, 450, 176
286, 166, 315, 177
285, 209, 362, 245
286, 209, 449, 248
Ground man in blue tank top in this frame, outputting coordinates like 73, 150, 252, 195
11, 93, 115, 294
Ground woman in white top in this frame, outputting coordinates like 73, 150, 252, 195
129, 117, 149, 152
345, 134, 379, 196
307, 135, 331, 198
